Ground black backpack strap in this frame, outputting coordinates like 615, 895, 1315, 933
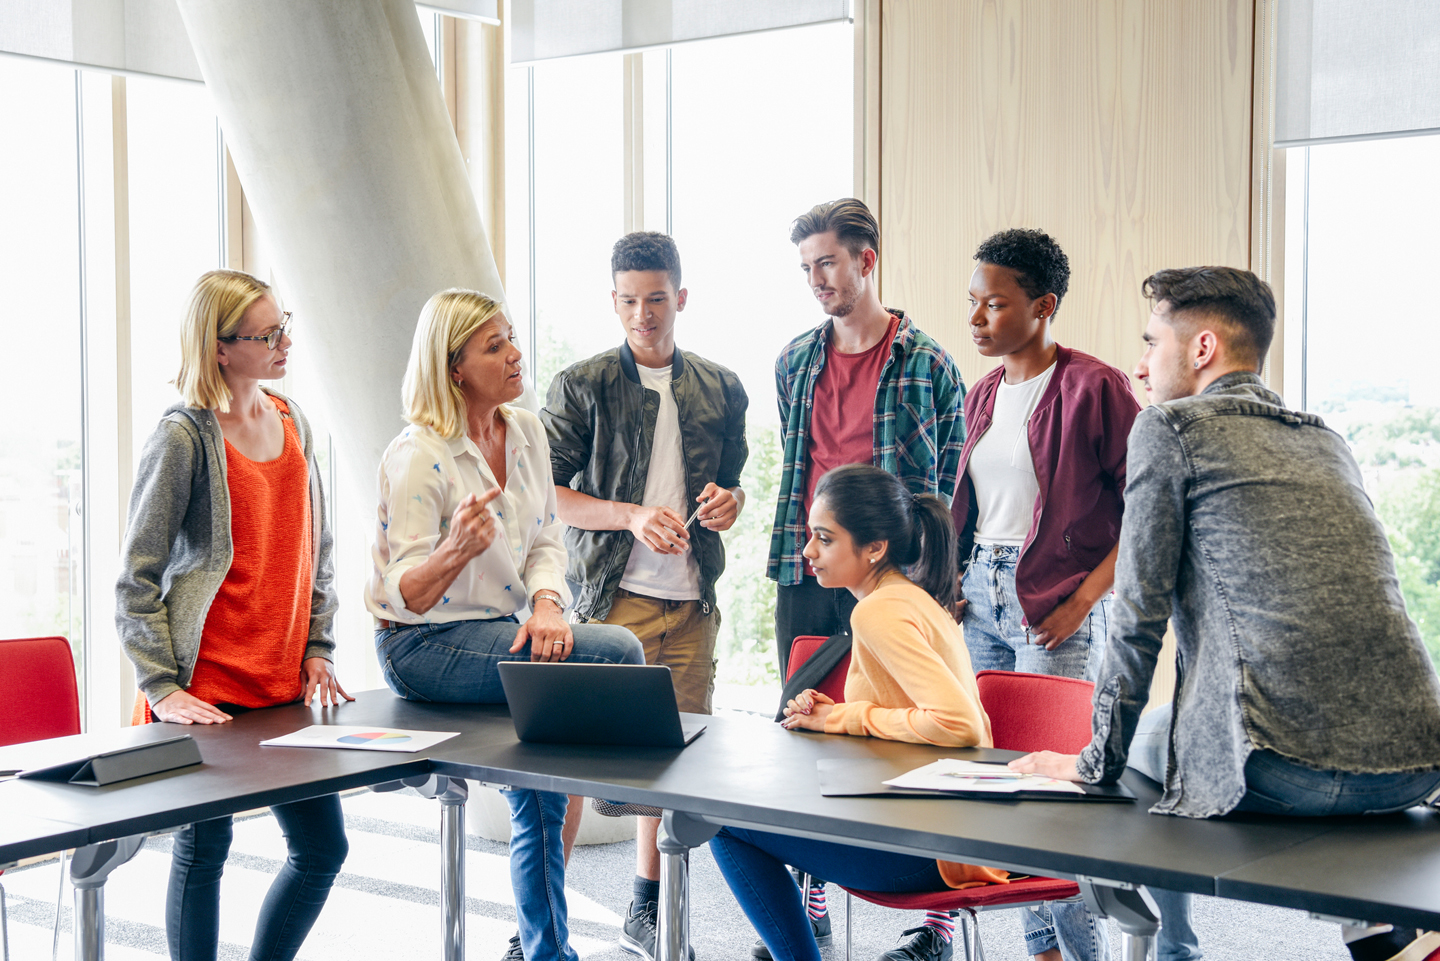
773, 633, 852, 722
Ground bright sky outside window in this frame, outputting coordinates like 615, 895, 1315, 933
0, 57, 84, 649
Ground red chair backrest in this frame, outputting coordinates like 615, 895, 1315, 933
786, 635, 851, 705
0, 636, 82, 747
975, 669, 1095, 754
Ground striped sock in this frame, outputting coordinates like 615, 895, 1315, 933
923, 911, 955, 943
807, 883, 828, 920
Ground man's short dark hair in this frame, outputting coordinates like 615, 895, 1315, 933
790, 198, 880, 258
612, 231, 681, 289
973, 229, 1070, 312
1142, 267, 1276, 364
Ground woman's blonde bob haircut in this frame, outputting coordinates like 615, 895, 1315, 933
402, 288, 506, 440
175, 269, 272, 412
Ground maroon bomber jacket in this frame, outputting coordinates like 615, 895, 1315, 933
952, 345, 1142, 626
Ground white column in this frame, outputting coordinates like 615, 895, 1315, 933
173, 0, 509, 499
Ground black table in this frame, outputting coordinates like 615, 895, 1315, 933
0, 702, 430, 960
4, 690, 1438, 961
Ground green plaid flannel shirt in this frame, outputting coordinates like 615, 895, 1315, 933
766, 310, 966, 586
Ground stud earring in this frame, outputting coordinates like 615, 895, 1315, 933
1194, 361, 1201, 369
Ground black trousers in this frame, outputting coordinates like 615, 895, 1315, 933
773, 575, 858, 678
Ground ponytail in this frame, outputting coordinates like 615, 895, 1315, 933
906, 493, 958, 609
812, 464, 958, 608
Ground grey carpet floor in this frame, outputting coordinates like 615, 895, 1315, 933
1, 787, 1348, 960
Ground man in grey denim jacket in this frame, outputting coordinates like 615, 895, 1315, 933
1014, 267, 1440, 961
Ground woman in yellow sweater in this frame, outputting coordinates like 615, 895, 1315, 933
710, 464, 1011, 961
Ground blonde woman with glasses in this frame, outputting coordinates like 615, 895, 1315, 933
116, 269, 352, 961
367, 287, 643, 961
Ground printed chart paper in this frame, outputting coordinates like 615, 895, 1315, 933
260, 725, 460, 753
884, 758, 1086, 795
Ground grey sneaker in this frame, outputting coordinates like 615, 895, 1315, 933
501, 933, 524, 961
620, 900, 696, 961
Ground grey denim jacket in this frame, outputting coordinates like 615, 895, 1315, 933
116, 389, 337, 706
1078, 373, 1440, 817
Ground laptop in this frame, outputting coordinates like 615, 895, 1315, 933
497, 662, 707, 747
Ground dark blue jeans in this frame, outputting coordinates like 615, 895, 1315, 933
167, 793, 348, 961
1130, 704, 1440, 961
710, 827, 946, 961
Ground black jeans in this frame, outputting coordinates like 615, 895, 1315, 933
167, 793, 348, 961
773, 575, 857, 677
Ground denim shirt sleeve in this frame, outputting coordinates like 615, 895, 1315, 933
1078, 407, 1188, 783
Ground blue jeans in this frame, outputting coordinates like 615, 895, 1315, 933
961, 545, 1109, 683
709, 827, 947, 961
167, 794, 348, 961
1130, 704, 1440, 961
376, 616, 645, 702
962, 545, 1110, 959
505, 789, 578, 961
378, 617, 642, 961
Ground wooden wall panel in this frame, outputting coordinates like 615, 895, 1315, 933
878, 0, 1255, 391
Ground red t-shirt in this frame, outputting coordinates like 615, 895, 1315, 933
803, 316, 899, 572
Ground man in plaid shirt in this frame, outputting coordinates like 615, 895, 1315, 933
759, 198, 966, 961
767, 197, 966, 673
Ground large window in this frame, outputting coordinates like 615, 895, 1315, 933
0, 58, 84, 666
0, 56, 226, 726
527, 56, 626, 392
1285, 134, 1440, 667
126, 77, 223, 450
507, 22, 854, 710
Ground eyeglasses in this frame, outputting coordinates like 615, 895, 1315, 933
219, 312, 292, 350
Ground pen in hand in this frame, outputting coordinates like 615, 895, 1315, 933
683, 496, 711, 530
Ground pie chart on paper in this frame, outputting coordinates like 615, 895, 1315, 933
337, 731, 413, 746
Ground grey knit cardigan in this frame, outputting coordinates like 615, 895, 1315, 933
115, 388, 337, 706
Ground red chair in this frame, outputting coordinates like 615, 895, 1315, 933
786, 635, 851, 704
0, 635, 82, 747
838, 670, 1097, 961
0, 636, 83, 961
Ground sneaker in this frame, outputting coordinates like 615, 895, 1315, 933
750, 913, 833, 960
501, 933, 524, 961
876, 926, 953, 961
1346, 928, 1440, 961
620, 900, 696, 961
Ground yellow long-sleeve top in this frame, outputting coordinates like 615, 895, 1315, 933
821, 573, 1007, 889
824, 575, 994, 747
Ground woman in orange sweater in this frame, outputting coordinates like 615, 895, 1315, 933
710, 464, 1009, 961
117, 270, 352, 961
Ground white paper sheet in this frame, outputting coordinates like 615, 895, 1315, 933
260, 725, 460, 753
883, 758, 1086, 794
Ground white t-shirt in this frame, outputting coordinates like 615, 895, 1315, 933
619, 364, 702, 600
967, 362, 1057, 546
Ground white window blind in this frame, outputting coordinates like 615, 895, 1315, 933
0, 0, 495, 81
510, 0, 850, 64
1275, 0, 1440, 147
0, 0, 202, 82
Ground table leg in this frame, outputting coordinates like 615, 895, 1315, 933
68, 835, 145, 961
1077, 876, 1158, 961
438, 787, 467, 961
377, 773, 471, 960
655, 811, 719, 961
